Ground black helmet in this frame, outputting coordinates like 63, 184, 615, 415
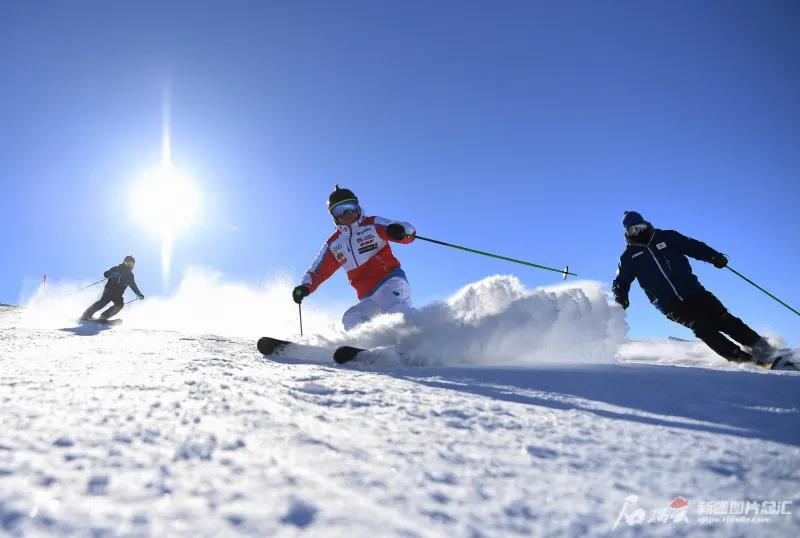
124, 255, 136, 264
327, 184, 358, 212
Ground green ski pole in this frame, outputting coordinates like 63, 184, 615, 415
727, 266, 800, 318
410, 234, 576, 279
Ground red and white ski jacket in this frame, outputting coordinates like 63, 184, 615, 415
301, 214, 416, 299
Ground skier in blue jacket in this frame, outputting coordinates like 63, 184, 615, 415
612, 211, 775, 363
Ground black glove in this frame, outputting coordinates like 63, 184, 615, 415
137, 293, 145, 300
711, 254, 728, 269
616, 297, 630, 309
292, 285, 310, 304
386, 223, 408, 241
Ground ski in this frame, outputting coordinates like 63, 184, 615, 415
257, 336, 351, 363
257, 338, 367, 364
667, 336, 694, 343
80, 318, 123, 326
333, 345, 367, 364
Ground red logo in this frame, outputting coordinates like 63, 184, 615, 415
670, 497, 689, 509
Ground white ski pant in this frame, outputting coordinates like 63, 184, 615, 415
342, 276, 414, 331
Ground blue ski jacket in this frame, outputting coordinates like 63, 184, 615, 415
612, 229, 722, 314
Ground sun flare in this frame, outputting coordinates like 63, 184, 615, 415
130, 163, 199, 238
130, 163, 200, 282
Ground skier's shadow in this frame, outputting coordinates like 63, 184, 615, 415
59, 322, 114, 336
381, 363, 800, 447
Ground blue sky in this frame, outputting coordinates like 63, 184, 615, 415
2, 1, 798, 343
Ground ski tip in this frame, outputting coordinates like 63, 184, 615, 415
257, 336, 291, 356
333, 345, 365, 364
562, 265, 569, 280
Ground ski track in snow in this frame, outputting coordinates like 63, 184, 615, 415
1, 304, 800, 537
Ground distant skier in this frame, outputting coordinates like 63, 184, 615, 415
612, 211, 776, 363
293, 186, 416, 330
81, 256, 144, 321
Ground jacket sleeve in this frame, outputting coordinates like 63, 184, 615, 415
128, 274, 142, 296
300, 241, 342, 294
373, 216, 416, 244
612, 253, 635, 303
668, 230, 720, 263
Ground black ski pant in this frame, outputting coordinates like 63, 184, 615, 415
82, 291, 124, 320
665, 290, 760, 361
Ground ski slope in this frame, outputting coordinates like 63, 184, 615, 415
1, 275, 799, 537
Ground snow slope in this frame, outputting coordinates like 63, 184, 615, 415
1, 276, 799, 537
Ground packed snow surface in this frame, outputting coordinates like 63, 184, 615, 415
2, 273, 798, 536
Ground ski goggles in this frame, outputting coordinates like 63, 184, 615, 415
330, 200, 360, 219
625, 223, 649, 237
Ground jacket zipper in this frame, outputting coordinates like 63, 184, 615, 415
646, 247, 683, 301
347, 224, 360, 268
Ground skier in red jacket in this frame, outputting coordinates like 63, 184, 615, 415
293, 186, 416, 330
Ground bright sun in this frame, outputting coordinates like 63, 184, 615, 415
130, 163, 199, 239
130, 162, 200, 281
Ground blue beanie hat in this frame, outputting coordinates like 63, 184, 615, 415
622, 211, 646, 229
